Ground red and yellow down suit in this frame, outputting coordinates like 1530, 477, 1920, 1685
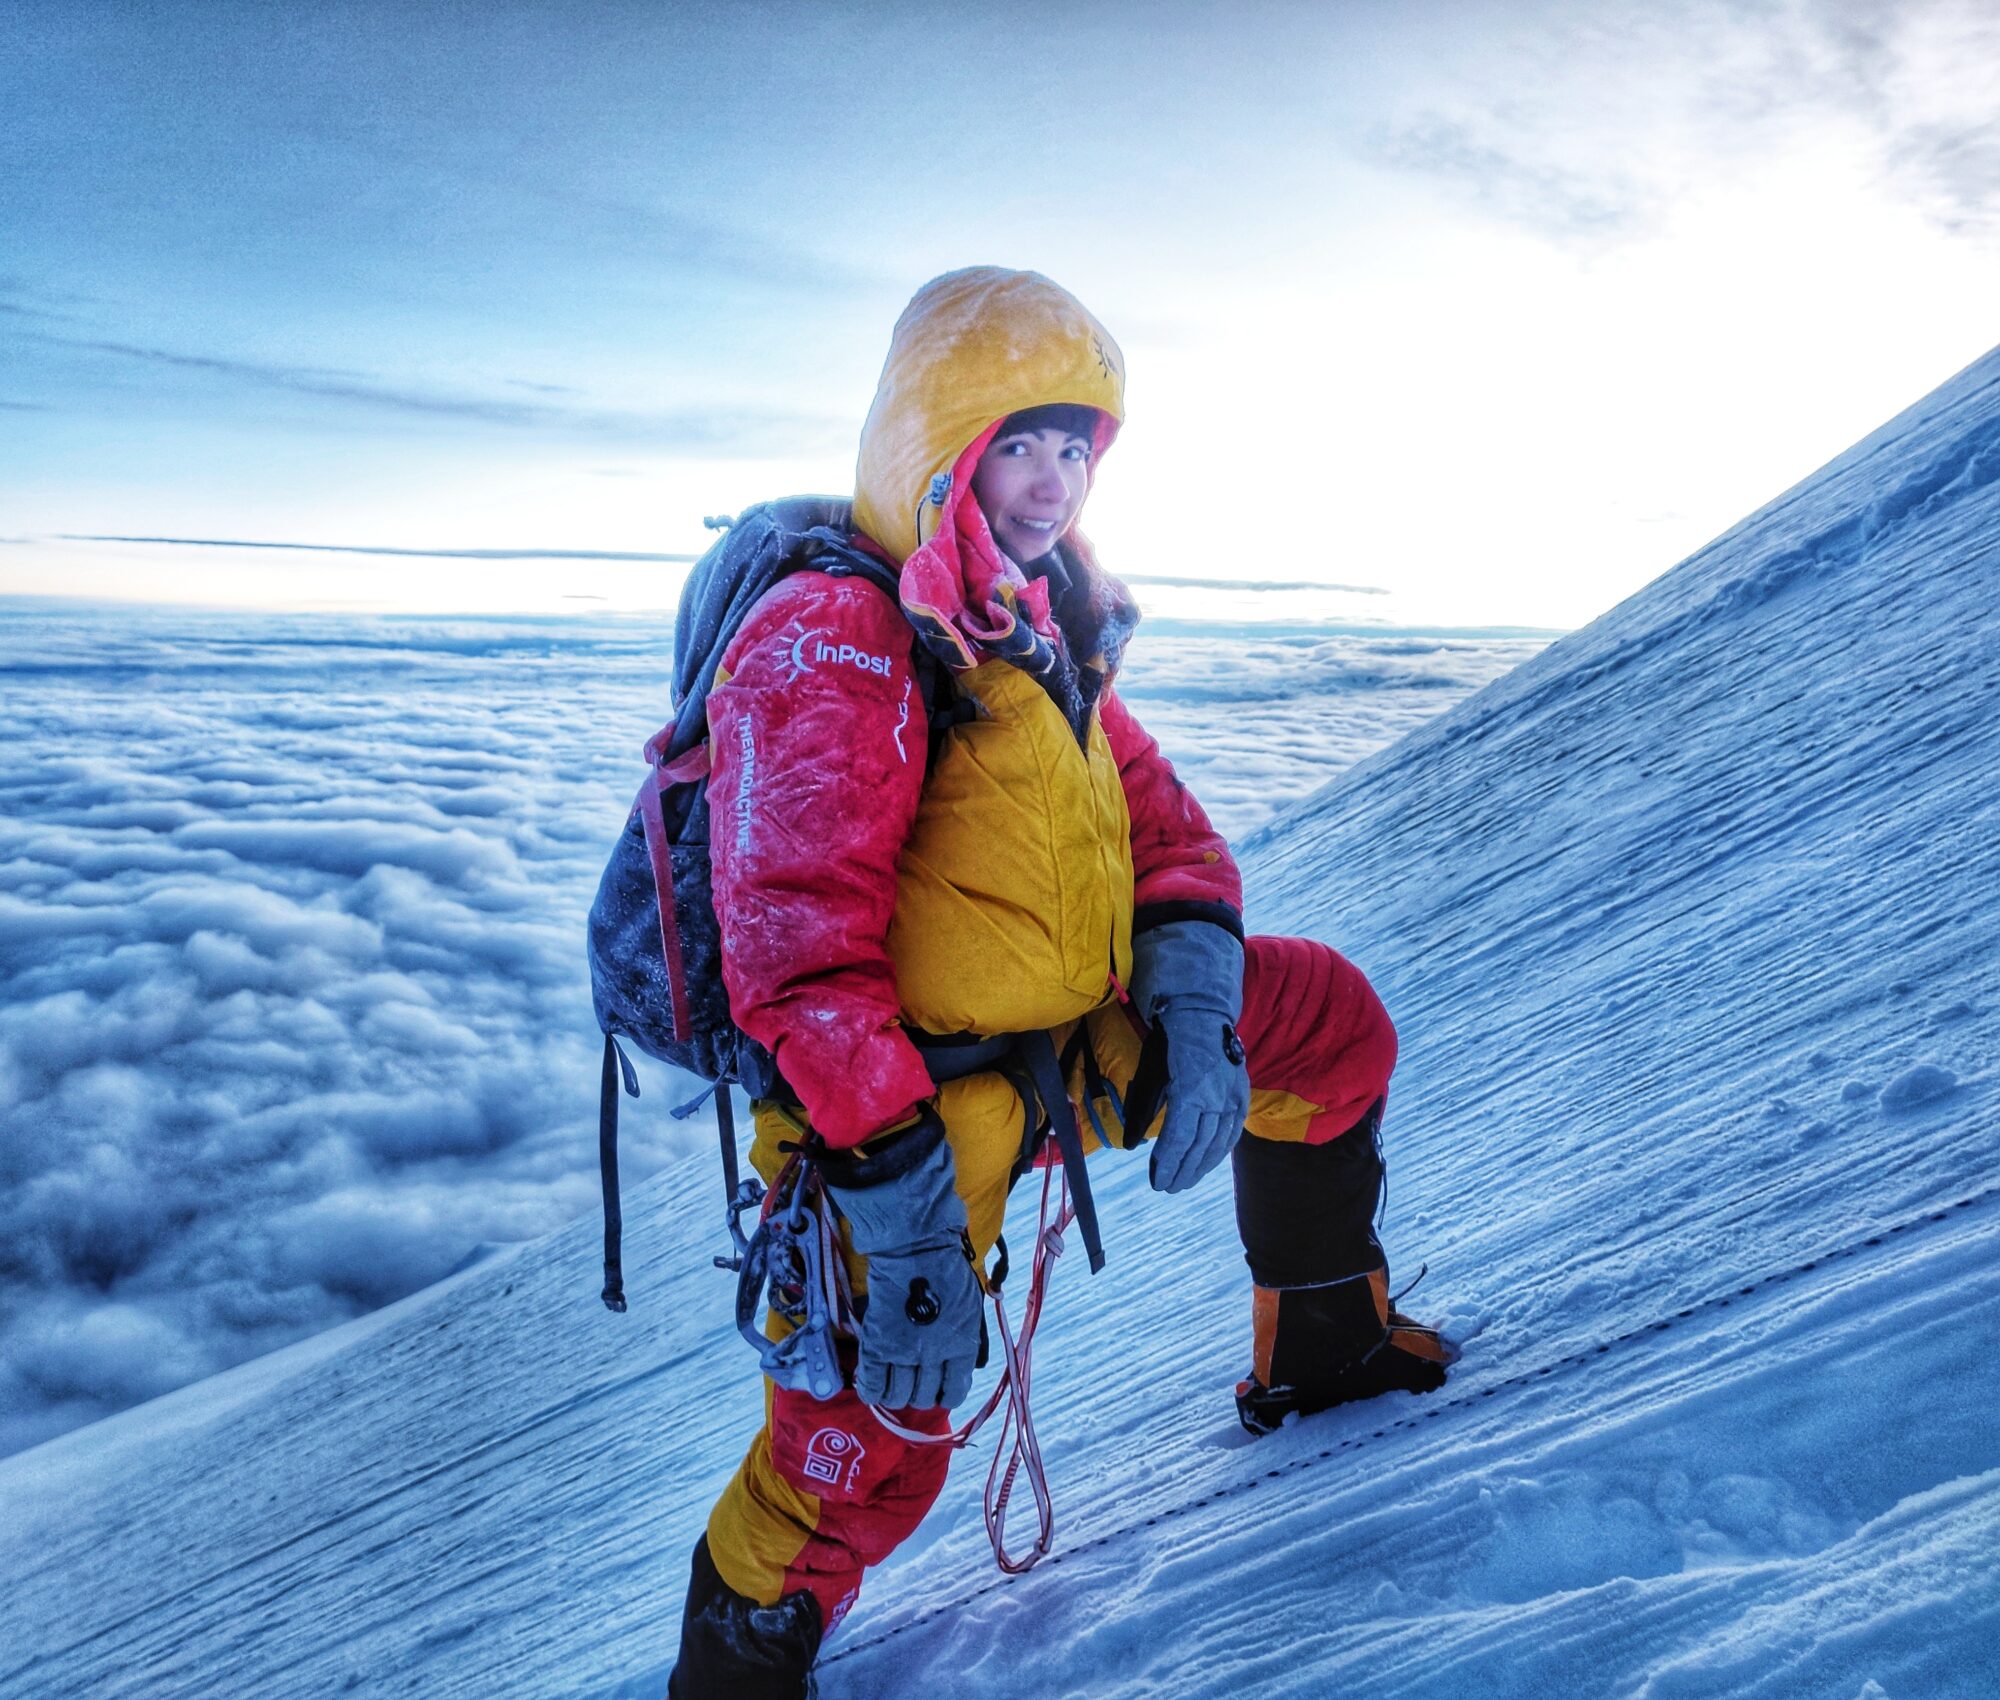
698, 269, 1401, 1636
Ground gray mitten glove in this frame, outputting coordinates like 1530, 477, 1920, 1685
817, 1109, 984, 1410
1130, 919, 1253, 1194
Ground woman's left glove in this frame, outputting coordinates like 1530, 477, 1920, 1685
817, 1108, 984, 1411
1129, 919, 1253, 1194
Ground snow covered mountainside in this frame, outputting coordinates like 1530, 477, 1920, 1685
4, 343, 1999, 1699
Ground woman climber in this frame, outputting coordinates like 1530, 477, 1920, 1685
663, 266, 1455, 1697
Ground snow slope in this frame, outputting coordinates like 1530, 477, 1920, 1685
3, 345, 1998, 1699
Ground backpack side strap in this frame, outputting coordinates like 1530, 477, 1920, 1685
599, 1033, 639, 1312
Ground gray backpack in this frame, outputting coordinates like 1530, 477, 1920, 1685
584, 499, 947, 1308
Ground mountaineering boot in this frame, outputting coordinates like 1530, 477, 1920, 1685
1233, 1282, 1457, 1435
667, 1535, 823, 1699
1229, 1101, 1457, 1437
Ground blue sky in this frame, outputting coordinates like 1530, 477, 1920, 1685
3, 0, 1998, 624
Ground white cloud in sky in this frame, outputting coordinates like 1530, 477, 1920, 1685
0, 597, 1542, 1457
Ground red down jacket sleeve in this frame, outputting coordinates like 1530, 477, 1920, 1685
705, 573, 935, 1147
1099, 686, 1243, 921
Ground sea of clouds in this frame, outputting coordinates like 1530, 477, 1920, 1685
0, 597, 1545, 1457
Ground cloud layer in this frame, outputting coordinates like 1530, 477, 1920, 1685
0, 599, 1543, 1456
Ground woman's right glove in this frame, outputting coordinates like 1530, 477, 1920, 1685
816, 1108, 984, 1411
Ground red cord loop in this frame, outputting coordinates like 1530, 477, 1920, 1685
864, 1163, 1074, 1573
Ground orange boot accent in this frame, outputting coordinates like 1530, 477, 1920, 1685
1249, 1284, 1280, 1388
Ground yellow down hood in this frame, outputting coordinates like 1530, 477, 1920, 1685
852, 267, 1125, 564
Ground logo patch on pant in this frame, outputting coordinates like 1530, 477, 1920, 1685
801, 1426, 868, 1495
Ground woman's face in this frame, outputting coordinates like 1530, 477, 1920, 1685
971, 425, 1093, 567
